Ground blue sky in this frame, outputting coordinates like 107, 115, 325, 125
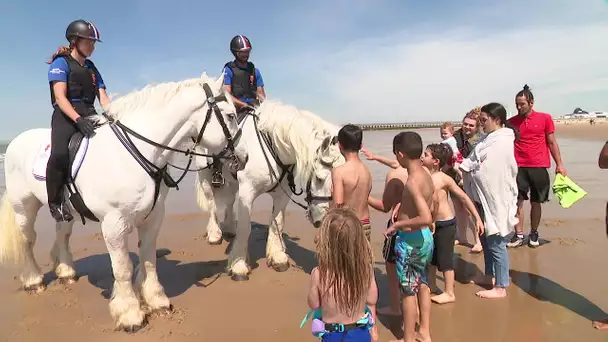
1, 0, 607, 140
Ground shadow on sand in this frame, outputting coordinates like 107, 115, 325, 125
510, 270, 607, 322
42, 250, 229, 299
41, 221, 318, 299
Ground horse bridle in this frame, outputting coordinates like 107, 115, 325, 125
258, 134, 337, 211
108, 81, 240, 215
303, 158, 334, 207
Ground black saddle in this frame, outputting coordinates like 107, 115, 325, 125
64, 130, 99, 224
67, 131, 84, 171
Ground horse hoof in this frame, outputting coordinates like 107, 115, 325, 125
231, 273, 249, 281
223, 232, 236, 239
151, 304, 174, 316
272, 262, 290, 272
120, 318, 148, 334
207, 238, 222, 246
58, 275, 78, 285
24, 283, 46, 294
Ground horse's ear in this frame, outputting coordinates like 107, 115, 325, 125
200, 72, 209, 81
216, 72, 225, 87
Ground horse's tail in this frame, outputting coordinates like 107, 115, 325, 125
0, 193, 26, 265
195, 172, 212, 211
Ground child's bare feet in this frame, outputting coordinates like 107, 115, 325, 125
469, 275, 495, 287
431, 292, 455, 304
416, 331, 432, 342
470, 243, 483, 253
429, 286, 441, 295
476, 287, 507, 299
377, 306, 402, 316
592, 319, 608, 330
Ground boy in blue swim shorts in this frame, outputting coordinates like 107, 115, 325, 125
384, 132, 435, 342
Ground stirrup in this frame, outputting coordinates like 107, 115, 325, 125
49, 203, 74, 222
211, 171, 225, 188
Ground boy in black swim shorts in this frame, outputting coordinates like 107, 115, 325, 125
421, 143, 484, 304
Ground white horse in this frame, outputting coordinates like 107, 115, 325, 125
0, 73, 242, 332
194, 100, 344, 280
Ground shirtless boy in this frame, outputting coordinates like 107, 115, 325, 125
367, 133, 410, 317
385, 131, 435, 342
331, 124, 373, 241
421, 143, 484, 305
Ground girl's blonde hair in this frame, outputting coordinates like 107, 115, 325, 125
316, 208, 374, 317
47, 45, 72, 64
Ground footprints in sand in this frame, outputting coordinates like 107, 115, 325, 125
556, 237, 584, 246
119, 307, 200, 337
91, 232, 104, 241
543, 219, 566, 227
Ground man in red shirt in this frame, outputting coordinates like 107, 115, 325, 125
506, 85, 567, 248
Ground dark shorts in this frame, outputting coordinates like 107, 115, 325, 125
382, 219, 397, 264
431, 217, 457, 272
516, 167, 550, 203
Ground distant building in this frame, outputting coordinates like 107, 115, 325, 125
562, 107, 607, 119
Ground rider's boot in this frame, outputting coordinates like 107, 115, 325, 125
46, 168, 74, 222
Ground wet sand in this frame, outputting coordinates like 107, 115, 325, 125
556, 121, 608, 142
1, 202, 607, 341
1, 128, 608, 341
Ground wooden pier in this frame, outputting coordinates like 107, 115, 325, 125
350, 121, 461, 131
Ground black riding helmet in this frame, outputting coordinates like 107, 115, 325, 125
230, 35, 252, 54
66, 20, 101, 43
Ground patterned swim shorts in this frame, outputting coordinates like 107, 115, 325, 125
394, 227, 434, 296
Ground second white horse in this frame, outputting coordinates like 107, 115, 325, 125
195, 100, 343, 280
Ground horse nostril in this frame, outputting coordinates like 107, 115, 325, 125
313, 221, 321, 228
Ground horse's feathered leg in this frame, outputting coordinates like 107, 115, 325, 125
51, 221, 77, 284
136, 204, 171, 314
221, 181, 238, 238
266, 190, 290, 272
228, 181, 256, 281
197, 169, 223, 245
102, 211, 146, 332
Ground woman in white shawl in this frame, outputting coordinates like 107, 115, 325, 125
459, 102, 519, 299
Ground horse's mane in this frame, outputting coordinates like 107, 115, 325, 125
255, 100, 340, 185
105, 74, 217, 120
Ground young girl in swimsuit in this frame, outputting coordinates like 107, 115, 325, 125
307, 208, 379, 341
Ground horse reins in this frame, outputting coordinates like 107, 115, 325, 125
107, 82, 240, 217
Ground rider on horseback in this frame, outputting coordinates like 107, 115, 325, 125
46, 20, 110, 222
207, 35, 265, 187
222, 35, 266, 114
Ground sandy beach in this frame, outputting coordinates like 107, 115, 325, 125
555, 120, 608, 142
0, 128, 607, 341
